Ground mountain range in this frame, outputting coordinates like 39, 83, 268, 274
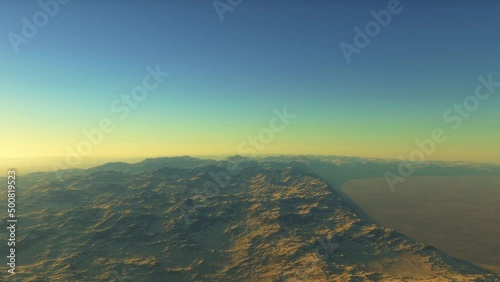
1, 156, 499, 281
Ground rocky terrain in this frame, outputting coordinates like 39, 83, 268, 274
1, 156, 499, 281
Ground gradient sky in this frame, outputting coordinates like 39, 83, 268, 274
1, 0, 499, 167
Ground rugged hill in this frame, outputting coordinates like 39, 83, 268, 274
0, 158, 498, 281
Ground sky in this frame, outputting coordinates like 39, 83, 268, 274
1, 0, 499, 171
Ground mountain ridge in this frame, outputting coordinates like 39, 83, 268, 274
1, 156, 499, 281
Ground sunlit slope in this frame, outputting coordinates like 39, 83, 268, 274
0, 158, 498, 281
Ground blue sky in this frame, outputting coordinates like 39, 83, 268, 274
1, 0, 499, 164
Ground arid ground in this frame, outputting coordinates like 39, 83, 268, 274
341, 176, 500, 274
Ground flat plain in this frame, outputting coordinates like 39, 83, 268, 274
341, 176, 500, 274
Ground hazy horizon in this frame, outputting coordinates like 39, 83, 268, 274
3, 153, 500, 176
